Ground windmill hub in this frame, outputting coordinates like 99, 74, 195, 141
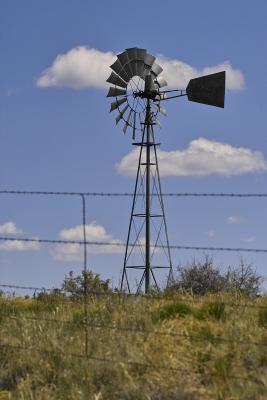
144, 74, 159, 99
127, 76, 146, 111
133, 74, 159, 100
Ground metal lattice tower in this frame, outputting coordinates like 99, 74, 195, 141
106, 47, 225, 293
121, 100, 174, 293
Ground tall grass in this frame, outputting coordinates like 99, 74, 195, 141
0, 293, 267, 399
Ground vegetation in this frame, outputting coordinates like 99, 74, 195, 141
61, 270, 111, 297
170, 256, 263, 296
0, 267, 267, 399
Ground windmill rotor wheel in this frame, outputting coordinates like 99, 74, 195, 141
107, 47, 168, 138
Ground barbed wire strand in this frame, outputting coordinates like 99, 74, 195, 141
1, 283, 267, 309
0, 190, 267, 197
1, 236, 267, 253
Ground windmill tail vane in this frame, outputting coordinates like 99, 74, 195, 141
106, 47, 226, 294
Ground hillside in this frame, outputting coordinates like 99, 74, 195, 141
0, 292, 267, 399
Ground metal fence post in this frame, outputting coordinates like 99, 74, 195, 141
81, 194, 88, 357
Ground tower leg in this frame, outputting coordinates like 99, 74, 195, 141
121, 101, 173, 293
145, 101, 151, 293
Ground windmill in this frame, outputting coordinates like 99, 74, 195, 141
106, 47, 225, 293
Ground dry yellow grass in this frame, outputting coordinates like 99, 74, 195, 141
0, 292, 267, 399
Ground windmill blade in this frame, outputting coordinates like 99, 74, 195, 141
129, 59, 138, 76
107, 87, 127, 97
141, 66, 150, 80
126, 48, 139, 76
155, 76, 168, 88
159, 106, 167, 116
151, 62, 163, 76
154, 116, 162, 128
124, 63, 134, 79
132, 112, 136, 140
126, 47, 138, 61
136, 48, 147, 61
110, 59, 129, 82
123, 123, 128, 134
117, 50, 130, 67
145, 74, 158, 96
152, 103, 167, 116
186, 71, 225, 108
117, 50, 134, 78
123, 109, 133, 133
119, 69, 130, 83
144, 53, 156, 68
115, 104, 129, 124
110, 97, 127, 112
107, 72, 127, 88
110, 59, 123, 75
136, 60, 145, 77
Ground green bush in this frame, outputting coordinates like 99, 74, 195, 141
169, 256, 262, 296
258, 307, 267, 328
62, 270, 111, 297
195, 326, 221, 345
207, 302, 226, 321
153, 302, 192, 322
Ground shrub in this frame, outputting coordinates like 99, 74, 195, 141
207, 302, 226, 321
225, 259, 263, 296
169, 256, 262, 296
153, 302, 192, 322
172, 256, 225, 295
258, 308, 267, 328
61, 270, 111, 297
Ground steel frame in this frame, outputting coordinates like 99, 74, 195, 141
120, 99, 173, 293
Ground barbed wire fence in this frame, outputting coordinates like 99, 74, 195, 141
0, 190, 267, 383
1, 190, 267, 253
1, 286, 267, 383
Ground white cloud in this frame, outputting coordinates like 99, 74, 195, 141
36, 46, 244, 91
207, 230, 216, 237
0, 222, 40, 252
227, 216, 242, 225
0, 222, 23, 235
0, 238, 40, 252
117, 138, 267, 177
53, 221, 123, 261
158, 56, 244, 91
241, 236, 256, 243
37, 47, 115, 89
202, 62, 244, 91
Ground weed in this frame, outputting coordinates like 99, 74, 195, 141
258, 307, 267, 328
152, 302, 192, 322
0, 294, 266, 399
207, 302, 226, 321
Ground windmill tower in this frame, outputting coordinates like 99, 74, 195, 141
106, 47, 225, 293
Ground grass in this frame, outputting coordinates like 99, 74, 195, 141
0, 292, 267, 399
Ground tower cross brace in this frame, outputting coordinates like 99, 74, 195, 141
120, 98, 173, 293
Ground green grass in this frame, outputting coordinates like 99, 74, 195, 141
0, 293, 267, 399
258, 307, 267, 327
152, 301, 192, 321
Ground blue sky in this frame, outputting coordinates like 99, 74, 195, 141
1, 0, 267, 291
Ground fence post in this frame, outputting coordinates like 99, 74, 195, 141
81, 194, 88, 357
